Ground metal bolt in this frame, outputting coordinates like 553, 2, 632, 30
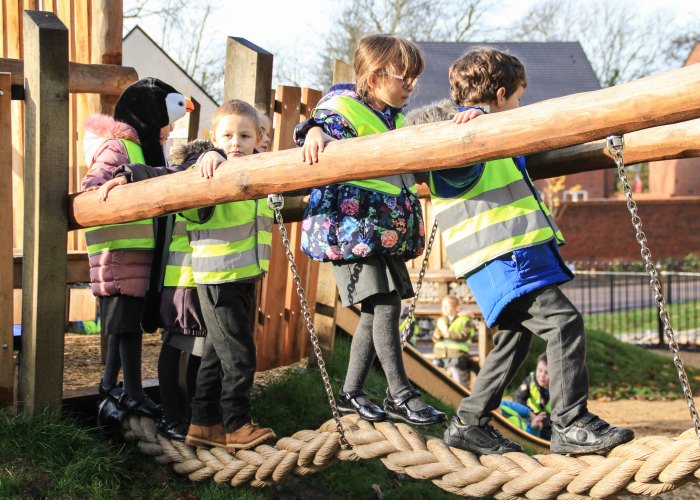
2, 343, 8, 350
0, 90, 4, 96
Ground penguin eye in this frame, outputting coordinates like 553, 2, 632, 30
178, 101, 183, 106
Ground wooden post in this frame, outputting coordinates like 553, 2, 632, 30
0, 73, 13, 404
19, 11, 69, 414
223, 37, 273, 110
332, 59, 354, 84
89, 0, 123, 115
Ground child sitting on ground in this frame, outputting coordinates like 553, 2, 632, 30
500, 353, 551, 439
405, 47, 633, 455
431, 295, 476, 387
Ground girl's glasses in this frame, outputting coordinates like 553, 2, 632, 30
384, 72, 418, 90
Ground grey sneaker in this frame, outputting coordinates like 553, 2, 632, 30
550, 412, 634, 455
443, 416, 523, 455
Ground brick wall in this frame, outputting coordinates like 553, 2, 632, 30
556, 197, 700, 261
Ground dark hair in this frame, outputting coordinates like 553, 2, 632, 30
537, 352, 548, 365
449, 47, 527, 106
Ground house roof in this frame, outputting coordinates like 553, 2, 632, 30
123, 25, 219, 106
410, 41, 601, 110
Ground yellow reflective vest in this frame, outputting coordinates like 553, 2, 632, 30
163, 215, 196, 288
429, 157, 565, 278
527, 377, 552, 415
433, 315, 474, 357
84, 140, 155, 256
184, 199, 273, 285
314, 95, 417, 196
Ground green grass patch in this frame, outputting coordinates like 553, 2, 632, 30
507, 329, 699, 400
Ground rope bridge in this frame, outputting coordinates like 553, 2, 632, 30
122, 413, 700, 498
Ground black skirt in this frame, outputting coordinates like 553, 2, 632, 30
99, 295, 144, 335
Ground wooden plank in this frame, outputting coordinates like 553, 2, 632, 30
19, 10, 69, 415
332, 59, 354, 84
68, 63, 700, 229
223, 37, 272, 110
0, 72, 14, 403
0, 0, 6, 57
8, 0, 23, 250
13, 251, 90, 287
312, 263, 337, 354
0, 58, 138, 95
67, 288, 97, 321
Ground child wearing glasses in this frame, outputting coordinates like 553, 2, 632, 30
294, 33, 445, 426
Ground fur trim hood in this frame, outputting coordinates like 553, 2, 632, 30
169, 139, 214, 166
83, 114, 140, 166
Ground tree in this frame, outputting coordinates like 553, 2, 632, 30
509, 0, 676, 87
123, 0, 224, 102
315, 0, 488, 90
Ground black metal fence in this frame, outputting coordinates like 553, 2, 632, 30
561, 259, 700, 345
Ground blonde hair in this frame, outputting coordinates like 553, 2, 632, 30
449, 47, 527, 106
354, 33, 424, 99
211, 99, 260, 132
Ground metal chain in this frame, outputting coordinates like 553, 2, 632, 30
606, 135, 700, 442
400, 221, 439, 348
267, 195, 349, 447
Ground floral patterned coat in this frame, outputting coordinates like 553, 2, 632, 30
294, 84, 425, 263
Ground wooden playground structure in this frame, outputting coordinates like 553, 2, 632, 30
4, 3, 700, 498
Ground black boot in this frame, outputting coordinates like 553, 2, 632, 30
157, 418, 189, 441
550, 412, 634, 455
443, 416, 523, 454
383, 389, 446, 426
337, 390, 387, 422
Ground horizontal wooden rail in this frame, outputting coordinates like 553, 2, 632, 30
528, 118, 700, 179
0, 57, 137, 96
69, 64, 700, 229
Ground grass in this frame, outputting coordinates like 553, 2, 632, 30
2, 329, 696, 497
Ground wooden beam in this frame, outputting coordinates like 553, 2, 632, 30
332, 59, 354, 84
90, 0, 123, 115
0, 73, 13, 404
0, 57, 137, 95
527, 118, 700, 180
69, 63, 700, 230
19, 11, 69, 415
223, 37, 272, 110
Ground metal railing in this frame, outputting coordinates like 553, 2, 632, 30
562, 259, 700, 345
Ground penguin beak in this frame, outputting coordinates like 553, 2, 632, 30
185, 97, 195, 113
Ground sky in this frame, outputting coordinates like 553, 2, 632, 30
124, 0, 700, 89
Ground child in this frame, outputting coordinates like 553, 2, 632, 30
510, 353, 552, 439
295, 34, 445, 426
82, 77, 192, 418
431, 295, 476, 386
181, 100, 276, 451
255, 106, 273, 152
407, 48, 633, 454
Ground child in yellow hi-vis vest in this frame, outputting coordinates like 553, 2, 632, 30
431, 295, 476, 386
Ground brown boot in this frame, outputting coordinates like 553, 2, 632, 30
185, 422, 226, 448
225, 422, 276, 451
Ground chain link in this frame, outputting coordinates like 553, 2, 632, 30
267, 195, 349, 448
400, 221, 439, 348
606, 136, 700, 442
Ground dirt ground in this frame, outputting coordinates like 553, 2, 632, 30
61, 334, 700, 498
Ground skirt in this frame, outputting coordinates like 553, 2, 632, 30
99, 295, 144, 335
332, 254, 414, 307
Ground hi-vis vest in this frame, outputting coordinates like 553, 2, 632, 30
184, 199, 273, 284
526, 376, 552, 415
163, 215, 195, 288
433, 315, 474, 355
84, 140, 155, 256
429, 158, 565, 278
314, 95, 417, 196
500, 402, 529, 431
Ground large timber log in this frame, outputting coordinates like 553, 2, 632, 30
0, 57, 137, 95
69, 64, 700, 229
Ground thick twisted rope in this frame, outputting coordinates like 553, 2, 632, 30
120, 413, 700, 498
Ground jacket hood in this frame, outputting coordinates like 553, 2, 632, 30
83, 114, 140, 167
169, 140, 214, 166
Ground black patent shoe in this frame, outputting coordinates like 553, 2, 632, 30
383, 389, 447, 426
337, 390, 387, 422
117, 393, 162, 419
550, 411, 634, 455
444, 416, 523, 454
98, 380, 124, 401
157, 418, 189, 441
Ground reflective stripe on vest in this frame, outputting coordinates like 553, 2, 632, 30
429, 157, 565, 277
433, 316, 473, 353
84, 140, 155, 256
527, 378, 552, 415
185, 199, 273, 284
163, 216, 196, 288
315, 95, 417, 195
